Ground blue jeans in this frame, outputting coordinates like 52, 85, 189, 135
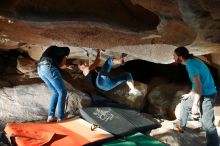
179, 93, 219, 146
96, 58, 133, 91
37, 63, 67, 119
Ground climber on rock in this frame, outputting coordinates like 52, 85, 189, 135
78, 49, 142, 96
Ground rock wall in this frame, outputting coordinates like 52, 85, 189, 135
0, 0, 219, 69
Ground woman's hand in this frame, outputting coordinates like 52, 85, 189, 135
59, 56, 68, 69
66, 64, 75, 70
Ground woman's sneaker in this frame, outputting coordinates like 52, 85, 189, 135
57, 119, 62, 122
129, 88, 142, 96
47, 116, 57, 123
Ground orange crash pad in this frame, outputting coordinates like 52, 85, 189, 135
4, 118, 113, 146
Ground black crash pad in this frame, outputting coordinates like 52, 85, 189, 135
80, 106, 160, 137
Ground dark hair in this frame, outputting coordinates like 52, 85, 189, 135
174, 46, 193, 59
46, 45, 70, 56
61, 47, 70, 56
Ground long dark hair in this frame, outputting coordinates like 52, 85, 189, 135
174, 46, 193, 59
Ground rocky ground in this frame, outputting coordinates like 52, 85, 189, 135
149, 117, 220, 146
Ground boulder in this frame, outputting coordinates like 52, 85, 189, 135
0, 82, 91, 130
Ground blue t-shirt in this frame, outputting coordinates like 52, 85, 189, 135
186, 58, 216, 95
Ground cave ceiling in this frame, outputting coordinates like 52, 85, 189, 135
0, 0, 219, 64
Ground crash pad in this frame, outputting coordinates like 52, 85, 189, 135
102, 132, 166, 146
80, 106, 160, 136
4, 118, 113, 146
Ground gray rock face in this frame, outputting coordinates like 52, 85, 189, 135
147, 82, 190, 119
0, 82, 91, 130
104, 80, 148, 111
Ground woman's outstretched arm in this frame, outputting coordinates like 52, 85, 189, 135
89, 49, 101, 71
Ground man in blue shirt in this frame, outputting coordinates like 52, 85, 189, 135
173, 46, 219, 146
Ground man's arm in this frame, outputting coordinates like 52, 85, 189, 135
88, 50, 101, 71
192, 76, 202, 115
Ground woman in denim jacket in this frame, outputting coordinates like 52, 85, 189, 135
37, 45, 70, 122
